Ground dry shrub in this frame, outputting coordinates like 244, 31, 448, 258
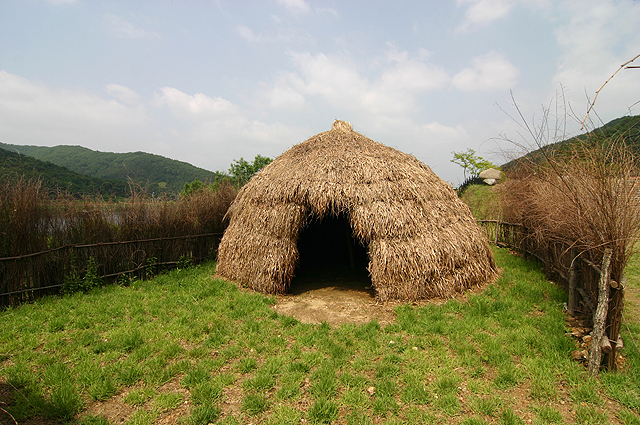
0, 176, 52, 257
177, 180, 237, 234
501, 134, 640, 275
116, 180, 237, 241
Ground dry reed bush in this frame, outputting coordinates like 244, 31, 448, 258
55, 198, 118, 245
0, 176, 53, 257
114, 181, 237, 241
1, 176, 236, 305
178, 180, 237, 234
501, 135, 640, 274
218, 120, 497, 301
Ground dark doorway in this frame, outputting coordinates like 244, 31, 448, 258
292, 213, 372, 295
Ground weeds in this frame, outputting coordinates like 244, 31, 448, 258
308, 397, 339, 424
242, 393, 270, 416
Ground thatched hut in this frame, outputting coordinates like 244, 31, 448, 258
217, 120, 496, 301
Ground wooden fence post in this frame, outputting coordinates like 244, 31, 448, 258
567, 248, 578, 313
606, 274, 625, 371
588, 248, 613, 376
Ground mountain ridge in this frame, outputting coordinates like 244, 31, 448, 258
0, 142, 224, 195
502, 114, 640, 170
0, 147, 128, 197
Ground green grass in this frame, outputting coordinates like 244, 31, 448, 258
1, 249, 639, 424
460, 184, 502, 220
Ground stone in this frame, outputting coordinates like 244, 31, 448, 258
479, 168, 501, 180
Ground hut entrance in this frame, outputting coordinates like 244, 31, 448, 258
292, 213, 372, 295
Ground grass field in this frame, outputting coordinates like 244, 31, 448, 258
1, 247, 639, 425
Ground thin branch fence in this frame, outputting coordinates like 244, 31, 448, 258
0, 232, 223, 307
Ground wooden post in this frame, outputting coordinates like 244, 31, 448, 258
606, 274, 625, 370
588, 248, 613, 376
494, 215, 501, 245
567, 249, 578, 313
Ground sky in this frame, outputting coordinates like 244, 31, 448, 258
1, 0, 639, 184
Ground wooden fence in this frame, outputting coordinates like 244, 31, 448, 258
478, 219, 625, 374
0, 232, 223, 307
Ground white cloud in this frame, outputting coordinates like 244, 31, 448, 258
452, 50, 519, 91
315, 7, 338, 17
423, 121, 470, 141
236, 24, 310, 44
153, 87, 239, 120
105, 84, 141, 106
264, 49, 449, 116
359, 115, 469, 147
551, 0, 640, 120
0, 70, 149, 151
380, 45, 450, 92
0, 72, 304, 175
237, 25, 263, 43
104, 13, 161, 40
287, 51, 367, 103
151, 86, 304, 167
455, 0, 516, 32
275, 0, 311, 14
268, 85, 306, 110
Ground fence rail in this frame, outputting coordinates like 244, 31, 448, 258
478, 219, 624, 374
0, 232, 223, 307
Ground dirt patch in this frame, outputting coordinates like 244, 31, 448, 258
82, 389, 136, 423
271, 268, 397, 326
269, 267, 481, 327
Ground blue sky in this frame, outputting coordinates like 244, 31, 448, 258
1, 0, 639, 184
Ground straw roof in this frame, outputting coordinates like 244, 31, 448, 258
217, 120, 497, 301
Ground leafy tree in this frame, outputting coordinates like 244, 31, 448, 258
451, 149, 498, 180
228, 154, 272, 186
180, 178, 206, 197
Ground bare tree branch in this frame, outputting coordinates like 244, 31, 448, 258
582, 53, 640, 130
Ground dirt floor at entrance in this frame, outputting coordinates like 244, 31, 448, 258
269, 266, 491, 327
271, 268, 399, 326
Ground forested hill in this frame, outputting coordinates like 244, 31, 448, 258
502, 114, 640, 170
568, 114, 640, 148
0, 147, 128, 197
0, 143, 224, 195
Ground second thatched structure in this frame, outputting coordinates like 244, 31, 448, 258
217, 120, 496, 301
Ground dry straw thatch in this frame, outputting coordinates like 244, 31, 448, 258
217, 120, 497, 301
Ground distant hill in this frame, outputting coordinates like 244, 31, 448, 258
0, 143, 225, 195
502, 114, 640, 170
0, 147, 128, 197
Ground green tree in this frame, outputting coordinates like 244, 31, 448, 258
180, 178, 206, 197
451, 149, 498, 180
228, 154, 272, 186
